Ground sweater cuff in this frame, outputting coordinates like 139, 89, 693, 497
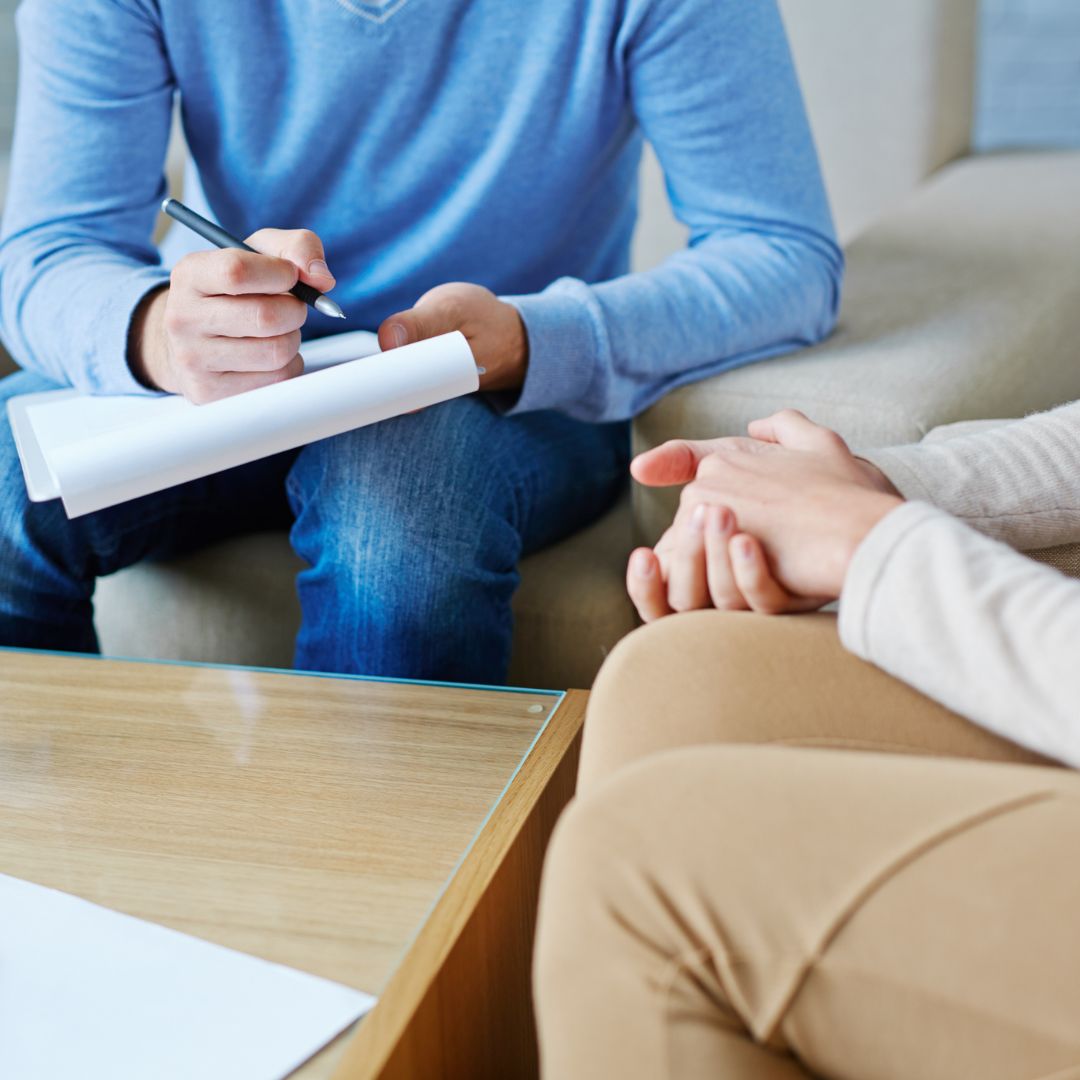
498, 278, 601, 416
88, 266, 171, 396
857, 446, 935, 504
838, 500, 944, 658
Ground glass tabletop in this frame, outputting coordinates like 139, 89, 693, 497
0, 647, 561, 1006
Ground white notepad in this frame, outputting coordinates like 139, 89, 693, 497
0, 873, 375, 1080
7, 329, 479, 518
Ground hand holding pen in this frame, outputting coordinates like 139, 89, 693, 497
129, 198, 529, 405
129, 199, 346, 404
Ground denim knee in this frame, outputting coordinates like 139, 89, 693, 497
288, 399, 522, 568
286, 399, 523, 678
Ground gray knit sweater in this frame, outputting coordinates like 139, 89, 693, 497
841, 402, 1080, 766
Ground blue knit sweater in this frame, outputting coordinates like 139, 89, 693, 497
0, 0, 841, 421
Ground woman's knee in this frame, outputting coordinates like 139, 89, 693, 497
536, 768, 657, 998
539, 748, 753, 1006
580, 611, 794, 791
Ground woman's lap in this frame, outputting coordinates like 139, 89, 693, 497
536, 612, 1078, 1078
538, 744, 1080, 1080
578, 610, 1051, 793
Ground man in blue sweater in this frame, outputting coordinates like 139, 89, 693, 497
0, 0, 841, 682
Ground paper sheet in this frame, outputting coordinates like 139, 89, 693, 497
14, 329, 477, 517
298, 328, 381, 371
0, 873, 375, 1080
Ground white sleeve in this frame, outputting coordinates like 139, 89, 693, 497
838, 501, 1080, 766
858, 400, 1080, 550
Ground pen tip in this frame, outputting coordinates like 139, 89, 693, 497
313, 296, 346, 320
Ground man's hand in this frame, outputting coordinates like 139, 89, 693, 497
130, 228, 338, 404
377, 283, 528, 391
626, 410, 904, 619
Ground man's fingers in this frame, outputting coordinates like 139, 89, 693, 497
626, 548, 673, 623
728, 533, 798, 615
246, 228, 336, 291
179, 248, 300, 298
702, 505, 748, 611
377, 308, 425, 351
748, 409, 848, 454
198, 331, 303, 373
666, 505, 711, 613
378, 287, 468, 351
176, 293, 308, 338
184, 353, 304, 405
630, 439, 725, 487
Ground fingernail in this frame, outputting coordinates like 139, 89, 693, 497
690, 504, 706, 533
736, 538, 754, 560
390, 323, 408, 348
308, 259, 332, 280
631, 550, 654, 578
708, 506, 730, 535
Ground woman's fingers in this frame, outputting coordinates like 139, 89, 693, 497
629, 517, 823, 624
728, 532, 802, 615
626, 548, 672, 623
747, 409, 849, 454
666, 505, 711, 612
703, 505, 748, 611
629, 438, 725, 487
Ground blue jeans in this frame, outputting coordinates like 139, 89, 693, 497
0, 370, 628, 683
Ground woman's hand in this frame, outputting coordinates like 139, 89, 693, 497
626, 410, 903, 621
627, 507, 829, 622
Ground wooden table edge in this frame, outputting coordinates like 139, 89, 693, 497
332, 688, 589, 1079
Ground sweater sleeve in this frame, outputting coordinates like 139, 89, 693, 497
839, 500, 1080, 766
501, 0, 843, 423
859, 401, 1080, 550
0, 0, 173, 394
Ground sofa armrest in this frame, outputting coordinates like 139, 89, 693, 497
632, 151, 1080, 544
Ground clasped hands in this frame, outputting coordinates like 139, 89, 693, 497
131, 227, 527, 401
628, 410, 904, 622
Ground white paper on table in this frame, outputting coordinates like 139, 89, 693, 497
6, 329, 478, 518
0, 873, 375, 1080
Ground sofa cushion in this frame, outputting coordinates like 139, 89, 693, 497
633, 151, 1080, 544
94, 532, 304, 671
94, 495, 637, 690
508, 494, 637, 690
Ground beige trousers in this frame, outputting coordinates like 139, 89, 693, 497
534, 613, 1080, 1080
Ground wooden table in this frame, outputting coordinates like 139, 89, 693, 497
0, 649, 588, 1078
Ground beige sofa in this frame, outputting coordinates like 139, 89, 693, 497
4, 0, 1080, 688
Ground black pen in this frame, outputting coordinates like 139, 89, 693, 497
161, 198, 346, 320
